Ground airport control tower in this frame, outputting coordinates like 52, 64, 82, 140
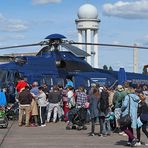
75, 4, 100, 68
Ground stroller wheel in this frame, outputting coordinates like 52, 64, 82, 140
77, 126, 82, 130
72, 125, 77, 129
82, 125, 87, 130
66, 126, 72, 130
77, 125, 87, 130
2, 117, 8, 128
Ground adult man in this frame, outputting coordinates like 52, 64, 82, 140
112, 85, 127, 133
47, 85, 62, 123
18, 86, 32, 127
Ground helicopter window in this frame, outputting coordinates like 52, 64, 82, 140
41, 75, 52, 86
62, 61, 93, 72
54, 78, 64, 87
6, 71, 14, 82
56, 60, 66, 68
0, 70, 8, 88
0, 70, 7, 82
15, 57, 27, 65
14, 72, 22, 84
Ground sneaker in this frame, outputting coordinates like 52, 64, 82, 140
119, 132, 127, 136
41, 124, 46, 127
119, 131, 124, 135
82, 126, 87, 130
98, 133, 103, 137
126, 141, 131, 146
66, 126, 72, 130
135, 142, 142, 146
89, 133, 95, 136
113, 128, 120, 133
77, 126, 82, 130
131, 138, 138, 147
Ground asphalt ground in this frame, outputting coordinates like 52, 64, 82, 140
0, 121, 147, 148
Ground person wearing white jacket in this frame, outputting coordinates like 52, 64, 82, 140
37, 86, 48, 127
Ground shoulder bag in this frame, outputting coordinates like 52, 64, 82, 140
118, 95, 131, 128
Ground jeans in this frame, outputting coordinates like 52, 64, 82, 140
47, 103, 59, 122
99, 116, 111, 135
91, 117, 97, 133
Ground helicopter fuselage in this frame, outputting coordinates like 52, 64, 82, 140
0, 49, 148, 91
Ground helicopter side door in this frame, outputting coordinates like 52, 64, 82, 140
73, 75, 91, 89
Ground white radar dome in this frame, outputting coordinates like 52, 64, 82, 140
77, 4, 98, 19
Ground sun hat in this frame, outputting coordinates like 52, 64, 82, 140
117, 85, 124, 91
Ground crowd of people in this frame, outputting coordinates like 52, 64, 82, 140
0, 77, 148, 147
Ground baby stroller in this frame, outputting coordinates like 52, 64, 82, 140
0, 106, 8, 128
66, 107, 87, 130
6, 102, 19, 120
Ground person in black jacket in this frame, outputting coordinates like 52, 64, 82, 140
136, 93, 148, 146
99, 86, 110, 136
47, 85, 62, 123
18, 86, 32, 127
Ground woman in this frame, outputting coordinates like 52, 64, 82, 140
136, 93, 148, 146
89, 87, 100, 136
37, 86, 48, 127
98, 86, 110, 136
66, 86, 75, 109
120, 87, 140, 146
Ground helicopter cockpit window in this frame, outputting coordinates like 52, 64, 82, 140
0, 70, 7, 82
14, 72, 22, 84
0, 70, 7, 87
15, 57, 27, 65
63, 61, 93, 72
6, 71, 14, 82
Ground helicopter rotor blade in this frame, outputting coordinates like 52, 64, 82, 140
61, 43, 90, 57
0, 41, 49, 50
69, 41, 148, 50
0, 55, 15, 61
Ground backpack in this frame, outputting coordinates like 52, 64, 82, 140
99, 90, 109, 112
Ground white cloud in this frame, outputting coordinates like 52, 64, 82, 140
103, 0, 148, 19
0, 34, 25, 42
0, 13, 29, 32
0, 13, 5, 22
32, 0, 62, 5
2, 19, 28, 32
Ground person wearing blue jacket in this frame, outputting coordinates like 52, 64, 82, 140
0, 89, 7, 106
120, 87, 140, 147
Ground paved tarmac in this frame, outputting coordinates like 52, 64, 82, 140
0, 121, 147, 148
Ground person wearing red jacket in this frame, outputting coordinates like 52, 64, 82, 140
16, 77, 28, 93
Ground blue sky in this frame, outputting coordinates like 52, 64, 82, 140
0, 0, 148, 73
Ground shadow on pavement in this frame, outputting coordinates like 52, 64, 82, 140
115, 140, 128, 147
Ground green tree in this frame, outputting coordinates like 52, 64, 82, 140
109, 66, 113, 71
103, 65, 108, 70
142, 67, 148, 74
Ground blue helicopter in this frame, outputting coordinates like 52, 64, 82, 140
0, 33, 148, 92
